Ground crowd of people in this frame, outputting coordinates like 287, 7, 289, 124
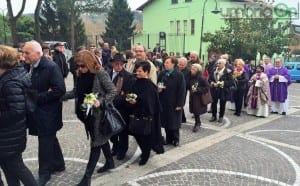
0, 41, 291, 186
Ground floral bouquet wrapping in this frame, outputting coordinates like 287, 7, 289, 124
217, 81, 224, 88
126, 93, 137, 102
81, 93, 98, 116
191, 82, 198, 92
157, 82, 166, 89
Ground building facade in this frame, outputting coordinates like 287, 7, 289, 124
133, 0, 227, 59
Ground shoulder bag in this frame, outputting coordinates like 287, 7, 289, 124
101, 101, 126, 136
128, 114, 152, 135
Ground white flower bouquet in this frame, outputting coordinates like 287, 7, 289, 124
81, 93, 98, 116
191, 82, 198, 92
126, 93, 137, 102
217, 81, 224, 88
157, 82, 166, 89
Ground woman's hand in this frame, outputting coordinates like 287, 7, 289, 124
93, 100, 101, 108
175, 106, 182, 111
129, 99, 137, 105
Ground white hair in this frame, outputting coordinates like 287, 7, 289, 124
190, 51, 199, 56
217, 58, 226, 64
178, 57, 188, 64
192, 63, 202, 72
25, 40, 43, 56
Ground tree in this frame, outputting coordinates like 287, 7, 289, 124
102, 0, 134, 51
40, 0, 86, 49
40, 0, 60, 40
34, 0, 43, 42
6, 0, 26, 46
65, 0, 110, 52
203, 18, 290, 60
16, 16, 34, 43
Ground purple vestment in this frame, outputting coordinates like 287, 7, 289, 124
268, 67, 291, 102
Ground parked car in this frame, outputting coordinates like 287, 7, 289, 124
43, 41, 73, 61
284, 61, 300, 82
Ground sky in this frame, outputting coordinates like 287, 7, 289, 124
0, 0, 148, 14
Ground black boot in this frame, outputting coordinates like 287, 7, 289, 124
77, 147, 101, 186
193, 115, 201, 132
77, 175, 91, 186
97, 159, 115, 173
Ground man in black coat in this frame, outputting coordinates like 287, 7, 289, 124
23, 41, 66, 186
108, 53, 135, 161
102, 42, 112, 71
52, 42, 69, 78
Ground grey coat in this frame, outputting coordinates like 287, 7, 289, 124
91, 70, 116, 147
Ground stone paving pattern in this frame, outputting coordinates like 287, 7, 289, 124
1, 77, 300, 186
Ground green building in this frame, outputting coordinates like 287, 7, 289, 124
134, 0, 226, 59
133, 0, 294, 60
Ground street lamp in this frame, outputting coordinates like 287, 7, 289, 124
0, 8, 7, 45
199, 0, 220, 59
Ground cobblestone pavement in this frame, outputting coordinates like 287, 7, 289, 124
1, 77, 300, 186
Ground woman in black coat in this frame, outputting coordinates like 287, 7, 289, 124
0, 46, 37, 186
232, 59, 249, 116
128, 61, 164, 166
158, 56, 186, 146
188, 64, 210, 132
75, 50, 116, 186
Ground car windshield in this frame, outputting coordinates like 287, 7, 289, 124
284, 64, 294, 70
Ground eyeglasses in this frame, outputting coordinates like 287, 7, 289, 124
77, 64, 86, 68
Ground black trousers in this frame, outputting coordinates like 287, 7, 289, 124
110, 127, 129, 155
134, 135, 151, 160
84, 142, 112, 178
38, 134, 65, 177
211, 98, 227, 118
0, 154, 37, 186
165, 129, 180, 144
234, 89, 246, 114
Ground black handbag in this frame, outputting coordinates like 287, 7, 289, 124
229, 80, 238, 92
128, 115, 152, 135
101, 101, 126, 136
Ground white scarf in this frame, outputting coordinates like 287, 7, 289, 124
215, 67, 225, 81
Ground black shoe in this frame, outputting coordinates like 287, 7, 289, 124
209, 116, 216, 122
38, 174, 50, 186
234, 113, 240, 116
116, 153, 126, 160
282, 112, 286, 115
139, 158, 149, 166
208, 110, 212, 113
271, 111, 278, 114
218, 117, 223, 123
163, 140, 172, 145
97, 159, 115, 173
51, 166, 65, 174
192, 123, 201, 132
77, 175, 91, 186
172, 141, 179, 147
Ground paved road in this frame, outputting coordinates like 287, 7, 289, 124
1, 77, 300, 186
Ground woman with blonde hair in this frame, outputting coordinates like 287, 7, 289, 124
232, 59, 249, 116
74, 50, 116, 186
0, 45, 37, 185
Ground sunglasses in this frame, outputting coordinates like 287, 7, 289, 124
77, 64, 86, 68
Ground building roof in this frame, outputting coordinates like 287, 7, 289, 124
136, 0, 154, 11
